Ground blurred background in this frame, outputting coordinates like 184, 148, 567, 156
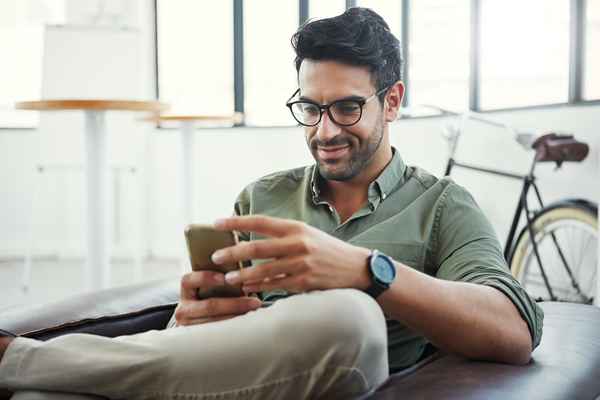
0, 0, 598, 310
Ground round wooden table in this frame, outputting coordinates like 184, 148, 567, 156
16, 100, 169, 290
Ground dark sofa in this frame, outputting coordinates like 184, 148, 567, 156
2, 279, 600, 399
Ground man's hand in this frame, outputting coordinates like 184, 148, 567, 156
0, 337, 14, 363
174, 270, 262, 326
211, 215, 372, 294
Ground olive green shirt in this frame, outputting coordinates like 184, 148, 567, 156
234, 148, 544, 371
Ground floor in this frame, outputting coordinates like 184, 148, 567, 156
0, 256, 182, 313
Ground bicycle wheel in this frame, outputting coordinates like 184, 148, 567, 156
509, 201, 598, 304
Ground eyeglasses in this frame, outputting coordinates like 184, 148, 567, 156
286, 86, 390, 127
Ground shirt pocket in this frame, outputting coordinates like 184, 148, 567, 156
349, 240, 425, 271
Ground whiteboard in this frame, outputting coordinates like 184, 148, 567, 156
38, 24, 145, 165
42, 24, 142, 98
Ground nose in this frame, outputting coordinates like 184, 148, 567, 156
314, 110, 341, 142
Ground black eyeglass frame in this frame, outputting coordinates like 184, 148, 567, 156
285, 86, 390, 127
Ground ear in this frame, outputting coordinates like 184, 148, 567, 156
383, 81, 405, 123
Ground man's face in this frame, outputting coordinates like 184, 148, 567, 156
297, 60, 387, 182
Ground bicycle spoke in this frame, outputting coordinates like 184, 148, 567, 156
515, 207, 597, 304
549, 225, 587, 300
565, 225, 590, 301
576, 231, 594, 273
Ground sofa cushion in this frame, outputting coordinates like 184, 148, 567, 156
370, 302, 600, 399
0, 279, 179, 339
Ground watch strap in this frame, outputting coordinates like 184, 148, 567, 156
365, 280, 387, 299
364, 249, 392, 299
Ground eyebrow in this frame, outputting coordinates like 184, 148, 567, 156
298, 94, 366, 103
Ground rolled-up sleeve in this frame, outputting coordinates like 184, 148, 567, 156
433, 182, 544, 349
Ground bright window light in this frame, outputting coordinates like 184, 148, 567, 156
584, 0, 600, 100
0, 0, 65, 128
309, 0, 345, 21
479, 0, 570, 110
408, 0, 470, 112
245, 0, 298, 126
157, 1, 234, 117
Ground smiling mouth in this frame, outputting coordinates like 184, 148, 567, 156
317, 145, 350, 160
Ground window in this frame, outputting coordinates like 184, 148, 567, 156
244, 0, 298, 126
479, 0, 570, 110
584, 0, 600, 100
156, 1, 234, 117
154, 1, 594, 128
408, 0, 470, 112
309, 0, 345, 21
0, 0, 65, 128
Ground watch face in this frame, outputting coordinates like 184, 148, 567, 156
373, 255, 395, 284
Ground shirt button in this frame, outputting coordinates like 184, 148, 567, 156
382, 192, 387, 200
328, 206, 334, 213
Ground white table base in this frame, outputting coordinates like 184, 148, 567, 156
179, 121, 195, 273
84, 110, 110, 290
181, 121, 194, 226
597, 145, 600, 307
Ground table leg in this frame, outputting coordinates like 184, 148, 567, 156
84, 110, 110, 290
180, 121, 194, 273
596, 146, 600, 307
596, 237, 599, 306
136, 129, 156, 283
181, 121, 194, 225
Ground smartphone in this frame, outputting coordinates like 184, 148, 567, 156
184, 224, 244, 299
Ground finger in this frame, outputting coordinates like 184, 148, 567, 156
176, 296, 262, 323
243, 275, 308, 294
213, 215, 303, 238
244, 278, 266, 285
263, 273, 288, 282
224, 256, 304, 285
178, 314, 240, 326
212, 236, 308, 266
243, 274, 288, 294
180, 271, 226, 300
241, 278, 267, 294
175, 299, 258, 325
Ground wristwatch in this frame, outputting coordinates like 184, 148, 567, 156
365, 250, 396, 299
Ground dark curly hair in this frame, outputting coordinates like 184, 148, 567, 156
291, 7, 403, 102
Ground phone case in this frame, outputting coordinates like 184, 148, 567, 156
184, 224, 244, 299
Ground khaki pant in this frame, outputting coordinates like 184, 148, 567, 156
0, 289, 388, 399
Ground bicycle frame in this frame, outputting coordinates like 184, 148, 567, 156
444, 157, 540, 261
441, 111, 590, 302
441, 111, 538, 257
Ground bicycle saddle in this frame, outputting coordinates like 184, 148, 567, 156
532, 132, 589, 164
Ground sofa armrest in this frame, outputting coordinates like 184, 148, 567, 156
371, 302, 600, 399
0, 279, 179, 340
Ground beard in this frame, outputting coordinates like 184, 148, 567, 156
308, 117, 384, 182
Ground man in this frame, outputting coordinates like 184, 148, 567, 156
0, 7, 542, 399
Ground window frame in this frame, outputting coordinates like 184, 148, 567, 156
108, 0, 600, 130
1, 0, 598, 129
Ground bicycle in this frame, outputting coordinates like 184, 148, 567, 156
401, 106, 598, 304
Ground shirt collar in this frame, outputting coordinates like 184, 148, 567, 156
371, 147, 406, 203
310, 147, 407, 207
310, 165, 324, 205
